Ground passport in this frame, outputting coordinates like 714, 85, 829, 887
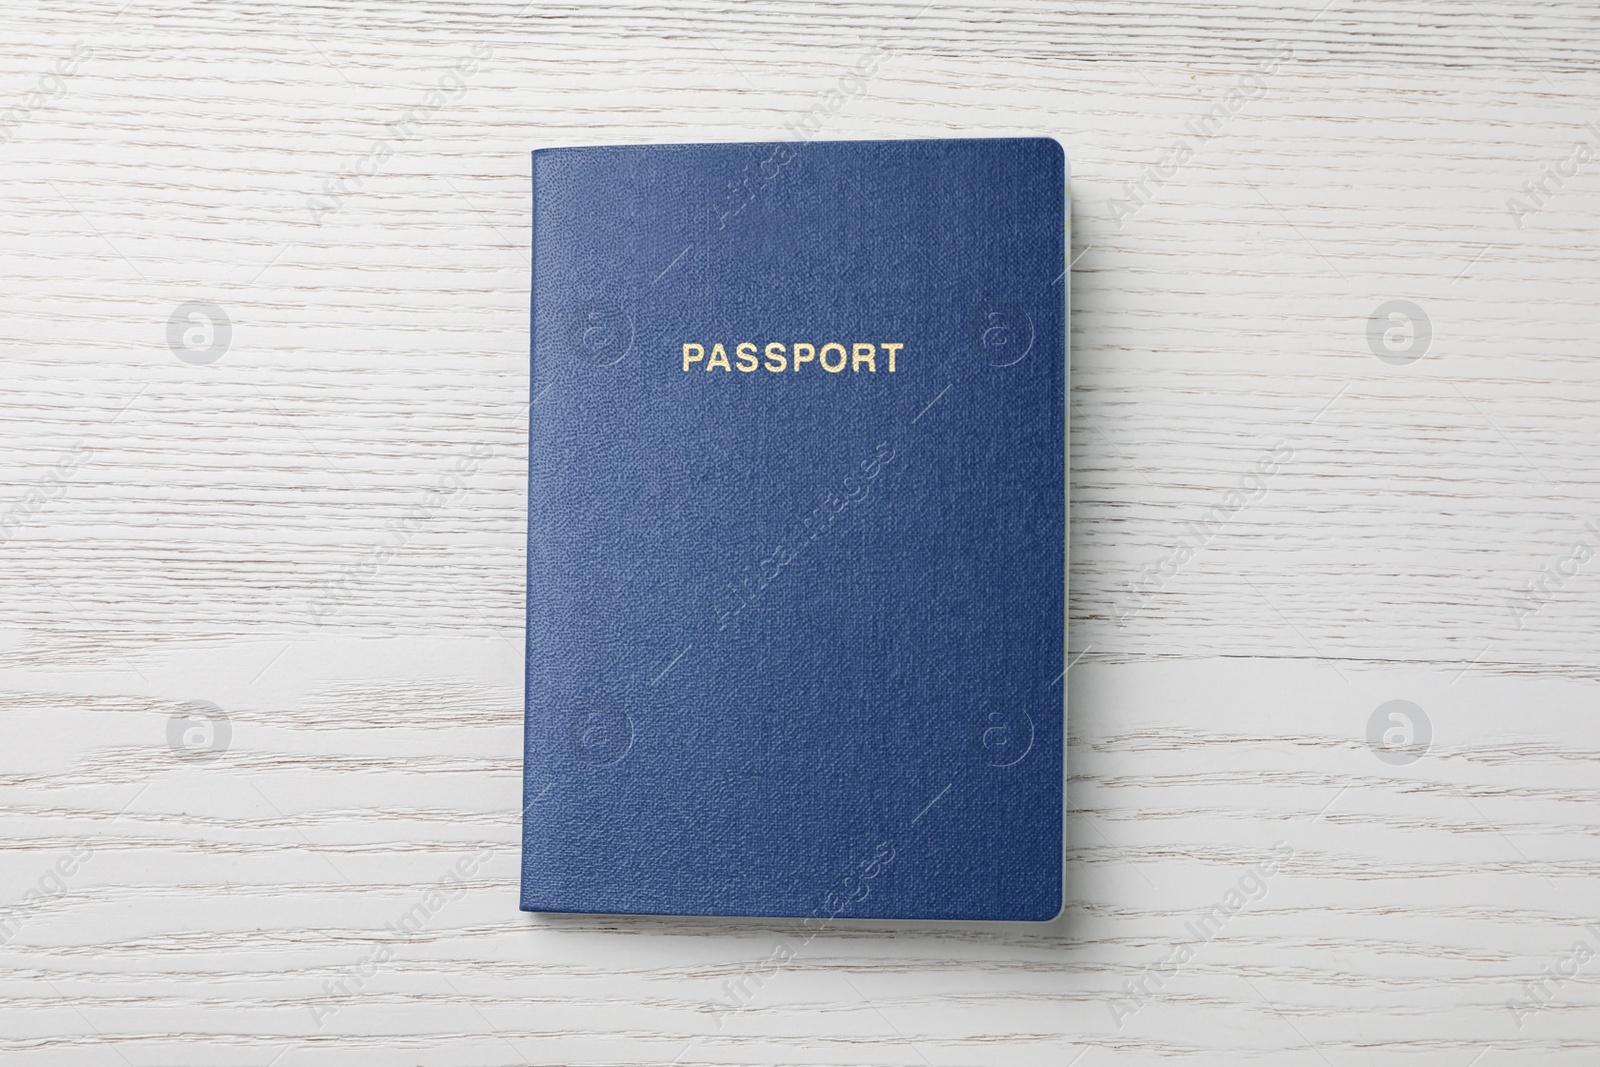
523, 137, 1068, 920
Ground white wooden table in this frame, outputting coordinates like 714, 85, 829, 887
5, 1, 1600, 1062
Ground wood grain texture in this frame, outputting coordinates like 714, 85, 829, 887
3, 0, 1600, 1062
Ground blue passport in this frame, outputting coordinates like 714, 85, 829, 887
524, 137, 1067, 920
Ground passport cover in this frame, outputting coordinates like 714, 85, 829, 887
524, 137, 1067, 920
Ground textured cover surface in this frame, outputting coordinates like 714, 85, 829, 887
524, 137, 1067, 920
